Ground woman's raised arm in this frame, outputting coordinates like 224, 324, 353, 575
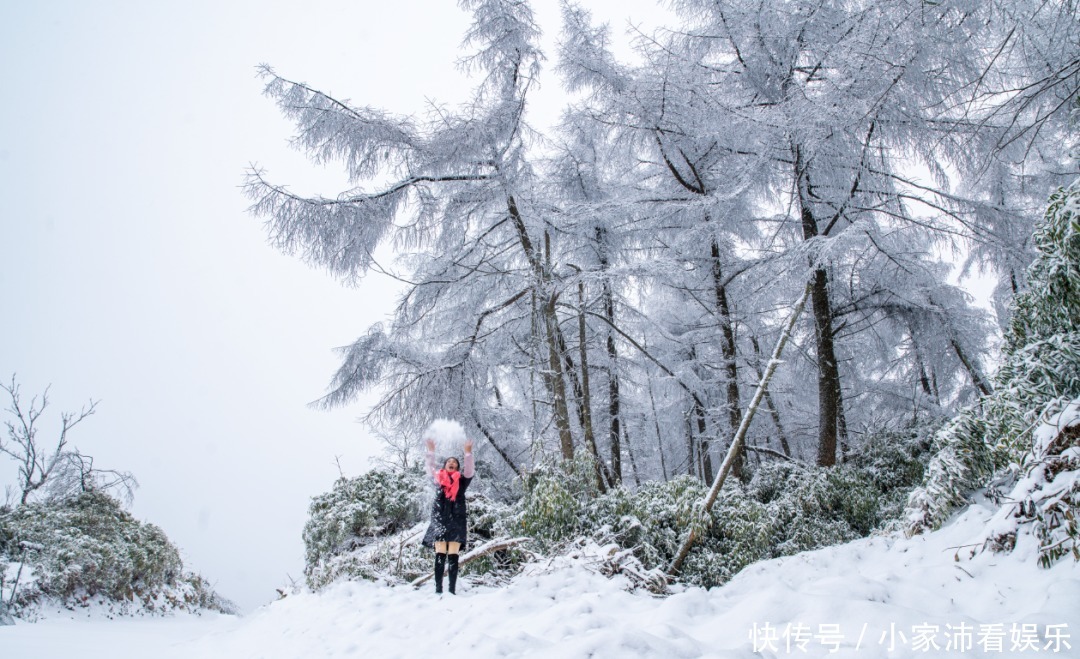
424, 438, 438, 481
462, 439, 475, 478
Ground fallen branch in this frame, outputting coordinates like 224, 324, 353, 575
594, 545, 668, 594
745, 445, 802, 463
410, 537, 530, 587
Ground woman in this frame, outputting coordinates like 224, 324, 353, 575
421, 437, 474, 594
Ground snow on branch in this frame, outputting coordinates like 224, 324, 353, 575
257, 65, 419, 182
557, 3, 627, 96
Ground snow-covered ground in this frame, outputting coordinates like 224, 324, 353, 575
3, 497, 1077, 658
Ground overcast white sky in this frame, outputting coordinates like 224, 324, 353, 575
0, 0, 671, 612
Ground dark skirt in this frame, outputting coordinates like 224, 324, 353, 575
421, 476, 471, 550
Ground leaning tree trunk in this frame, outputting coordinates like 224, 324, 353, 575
668, 284, 812, 578
951, 337, 993, 397
472, 413, 523, 478
750, 334, 792, 457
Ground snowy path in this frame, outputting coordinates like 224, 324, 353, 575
3, 501, 1077, 658
0, 613, 241, 658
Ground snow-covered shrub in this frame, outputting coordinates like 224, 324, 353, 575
468, 491, 518, 541
1022, 409, 1080, 567
304, 490, 529, 589
847, 427, 934, 493
0, 491, 233, 616
305, 522, 431, 590
0, 504, 13, 553
301, 459, 533, 590
980, 399, 1080, 566
735, 464, 863, 556
1006, 182, 1080, 350
302, 467, 427, 587
1, 491, 179, 601
572, 447, 927, 590
907, 180, 1080, 545
518, 454, 599, 546
585, 475, 706, 569
906, 410, 992, 532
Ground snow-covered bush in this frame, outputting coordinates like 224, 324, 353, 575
584, 475, 706, 571
1028, 415, 1080, 566
299, 431, 928, 593
0, 491, 233, 616
572, 448, 927, 589
517, 454, 600, 546
303, 488, 529, 589
1006, 182, 1080, 351
847, 427, 935, 494
907, 180, 1080, 548
302, 467, 427, 587
304, 522, 432, 590
1, 491, 179, 601
980, 399, 1080, 566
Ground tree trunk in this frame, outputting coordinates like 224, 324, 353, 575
710, 238, 745, 479
690, 373, 714, 483
623, 422, 641, 486
647, 375, 670, 480
809, 268, 841, 467
796, 150, 842, 468
472, 414, 523, 478
508, 195, 575, 461
543, 294, 575, 461
951, 338, 993, 397
685, 415, 697, 477
573, 280, 608, 491
598, 228, 623, 485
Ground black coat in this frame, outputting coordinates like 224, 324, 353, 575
421, 475, 473, 550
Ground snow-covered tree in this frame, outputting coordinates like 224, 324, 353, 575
558, 0, 1074, 469
246, 0, 583, 472
248, 0, 1076, 506
0, 376, 136, 506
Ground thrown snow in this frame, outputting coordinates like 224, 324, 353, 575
424, 418, 469, 458
3, 498, 1077, 658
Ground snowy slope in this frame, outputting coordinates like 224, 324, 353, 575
3, 497, 1077, 658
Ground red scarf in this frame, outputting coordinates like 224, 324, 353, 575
436, 469, 461, 501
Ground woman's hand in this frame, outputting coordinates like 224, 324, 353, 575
425, 438, 436, 452
464, 439, 473, 454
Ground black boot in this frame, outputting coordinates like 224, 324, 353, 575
447, 553, 459, 595
434, 553, 446, 594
